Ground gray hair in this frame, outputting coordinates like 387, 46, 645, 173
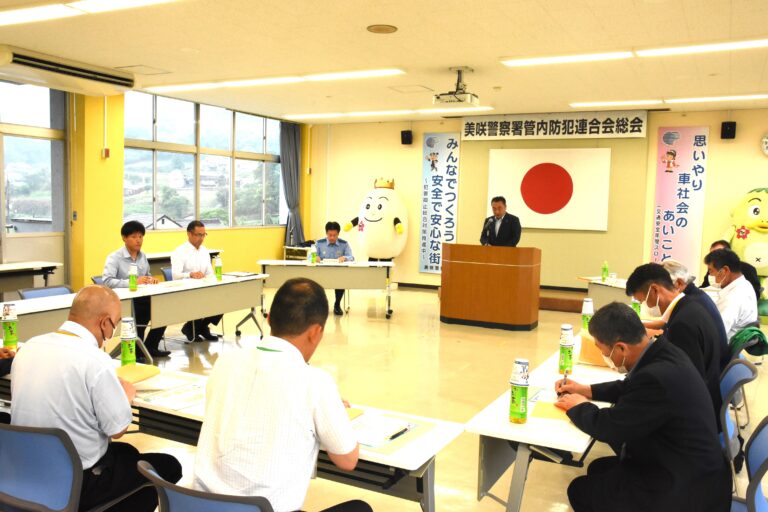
661, 259, 695, 285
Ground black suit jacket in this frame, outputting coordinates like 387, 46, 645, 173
568, 339, 730, 512
664, 296, 723, 423
480, 212, 521, 247
684, 282, 730, 369
0, 357, 11, 377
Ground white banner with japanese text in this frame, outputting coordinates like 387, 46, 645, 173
462, 111, 647, 140
420, 133, 460, 274
650, 126, 709, 273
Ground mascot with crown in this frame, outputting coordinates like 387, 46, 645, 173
344, 177, 408, 260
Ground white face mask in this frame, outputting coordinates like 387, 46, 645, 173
710, 270, 724, 290
642, 286, 662, 318
602, 345, 628, 374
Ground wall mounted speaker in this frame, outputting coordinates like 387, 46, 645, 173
721, 121, 736, 139
401, 130, 413, 145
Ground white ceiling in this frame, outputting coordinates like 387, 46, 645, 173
1, 0, 767, 122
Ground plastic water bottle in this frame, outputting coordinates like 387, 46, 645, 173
601, 261, 609, 283
558, 324, 574, 375
2, 304, 18, 351
631, 298, 642, 316
214, 255, 223, 281
581, 298, 594, 331
509, 358, 529, 424
311, 244, 318, 264
128, 263, 138, 291
120, 317, 137, 366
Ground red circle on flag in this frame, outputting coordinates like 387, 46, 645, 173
520, 162, 574, 214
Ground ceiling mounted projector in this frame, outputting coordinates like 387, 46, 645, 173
433, 66, 479, 106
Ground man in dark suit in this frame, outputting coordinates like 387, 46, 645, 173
626, 263, 722, 422
480, 196, 521, 247
0, 347, 12, 424
556, 302, 731, 512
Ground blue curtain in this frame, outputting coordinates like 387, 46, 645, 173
279, 122, 305, 246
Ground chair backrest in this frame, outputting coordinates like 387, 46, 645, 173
0, 423, 82, 512
746, 457, 768, 512
161, 267, 173, 282
91, 276, 104, 285
745, 416, 768, 480
137, 461, 274, 512
719, 359, 758, 462
18, 285, 74, 300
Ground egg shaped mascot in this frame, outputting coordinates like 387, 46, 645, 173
344, 178, 408, 260
725, 187, 768, 318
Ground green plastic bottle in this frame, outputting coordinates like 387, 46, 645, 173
631, 298, 642, 316
581, 298, 594, 331
128, 263, 138, 292
214, 255, 223, 281
2, 304, 18, 351
509, 358, 529, 424
120, 317, 137, 366
558, 324, 574, 375
601, 261, 609, 283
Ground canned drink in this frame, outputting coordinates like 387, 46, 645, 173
128, 264, 138, 292
120, 317, 137, 366
581, 298, 594, 330
559, 324, 574, 375
2, 303, 18, 351
631, 298, 641, 316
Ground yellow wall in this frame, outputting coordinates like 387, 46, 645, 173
68, 94, 285, 289
644, 108, 768, 280
308, 120, 648, 287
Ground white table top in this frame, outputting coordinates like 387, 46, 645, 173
258, 260, 394, 268
465, 348, 622, 453
146, 249, 223, 260
133, 366, 462, 472
0, 261, 62, 272
578, 275, 627, 290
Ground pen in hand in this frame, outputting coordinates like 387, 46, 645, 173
557, 370, 569, 398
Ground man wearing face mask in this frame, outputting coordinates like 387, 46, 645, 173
10, 285, 182, 511
704, 248, 759, 340
555, 302, 731, 512
625, 263, 722, 423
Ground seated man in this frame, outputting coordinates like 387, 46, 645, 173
171, 220, 221, 341
556, 302, 731, 512
316, 221, 354, 316
701, 239, 761, 299
704, 248, 759, 339
11, 286, 182, 511
626, 263, 722, 422
194, 278, 372, 512
662, 259, 730, 368
103, 220, 169, 358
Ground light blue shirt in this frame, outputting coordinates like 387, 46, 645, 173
315, 238, 354, 261
102, 246, 151, 288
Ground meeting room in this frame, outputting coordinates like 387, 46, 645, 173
0, 1, 767, 511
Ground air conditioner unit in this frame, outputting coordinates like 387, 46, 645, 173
0, 45, 134, 96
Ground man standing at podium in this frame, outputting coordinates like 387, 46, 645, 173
480, 196, 521, 247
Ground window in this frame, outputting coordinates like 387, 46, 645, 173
124, 94, 285, 228
0, 83, 66, 130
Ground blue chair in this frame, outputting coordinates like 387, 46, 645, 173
91, 276, 104, 285
161, 267, 173, 282
17, 285, 73, 300
731, 457, 768, 511
720, 359, 759, 489
0, 424, 144, 511
745, 416, 768, 481
137, 460, 274, 512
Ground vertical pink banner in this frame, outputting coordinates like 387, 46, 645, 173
651, 126, 709, 273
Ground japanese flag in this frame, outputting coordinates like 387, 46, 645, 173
488, 148, 611, 231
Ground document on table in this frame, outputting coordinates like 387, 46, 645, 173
223, 271, 258, 277
134, 372, 205, 412
352, 413, 413, 448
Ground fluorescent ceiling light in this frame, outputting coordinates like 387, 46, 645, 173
305, 69, 404, 81
501, 52, 633, 67
145, 68, 405, 93
0, 4, 82, 26
636, 39, 768, 57
66, 0, 177, 13
284, 106, 493, 120
665, 94, 768, 104
570, 100, 663, 108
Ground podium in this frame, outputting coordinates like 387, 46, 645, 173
440, 245, 541, 331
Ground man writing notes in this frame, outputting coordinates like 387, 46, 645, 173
194, 278, 372, 512
11, 286, 182, 512
555, 302, 730, 512
103, 221, 169, 358
480, 196, 521, 247
171, 220, 221, 341
316, 221, 354, 316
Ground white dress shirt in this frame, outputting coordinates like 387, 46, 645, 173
715, 275, 758, 340
10, 321, 133, 469
194, 336, 357, 512
171, 241, 214, 280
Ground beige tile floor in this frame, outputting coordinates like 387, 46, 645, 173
129, 287, 765, 511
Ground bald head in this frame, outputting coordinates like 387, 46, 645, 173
69, 285, 121, 347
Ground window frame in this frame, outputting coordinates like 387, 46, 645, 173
123, 93, 283, 231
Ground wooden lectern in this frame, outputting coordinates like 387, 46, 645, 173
440, 244, 541, 331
